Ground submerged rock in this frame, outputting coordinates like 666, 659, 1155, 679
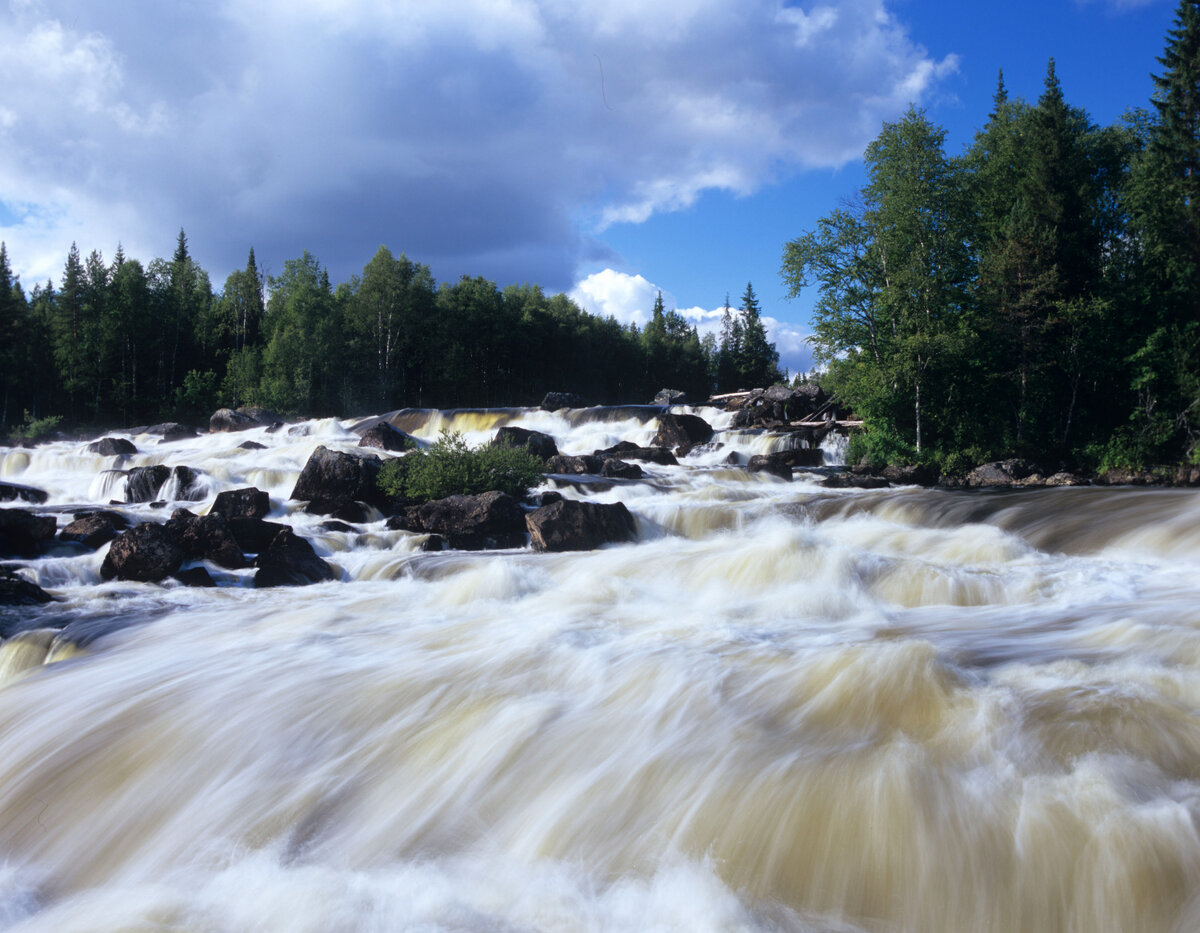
526, 499, 637, 552
100, 522, 184, 582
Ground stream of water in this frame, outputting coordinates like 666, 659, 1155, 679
2, 406, 1199, 932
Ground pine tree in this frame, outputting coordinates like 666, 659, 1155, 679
736, 282, 780, 391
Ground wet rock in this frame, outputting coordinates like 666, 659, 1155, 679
0, 481, 49, 505
212, 487, 271, 521
173, 566, 217, 587
492, 426, 558, 461
401, 491, 526, 550
166, 510, 245, 569
773, 447, 825, 468
651, 413, 713, 454
966, 459, 1042, 488
320, 520, 357, 533
653, 388, 687, 406
1094, 468, 1163, 487
124, 465, 170, 503
0, 568, 55, 606
253, 527, 336, 587
100, 522, 184, 582
594, 443, 678, 466
723, 382, 831, 428
167, 465, 206, 501
290, 446, 384, 514
540, 392, 585, 411
358, 422, 414, 451
59, 511, 126, 549
87, 437, 137, 456
209, 406, 283, 433
1044, 472, 1088, 487
306, 499, 372, 523
881, 464, 939, 487
236, 440, 266, 451
526, 499, 637, 552
545, 454, 604, 475
747, 454, 793, 481
821, 473, 889, 489
0, 508, 57, 557
601, 459, 644, 480
227, 518, 291, 554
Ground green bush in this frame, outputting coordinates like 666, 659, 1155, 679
10, 410, 64, 443
377, 430, 543, 502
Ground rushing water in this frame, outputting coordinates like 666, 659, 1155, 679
2, 406, 1200, 932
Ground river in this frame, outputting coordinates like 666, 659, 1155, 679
1, 405, 1199, 932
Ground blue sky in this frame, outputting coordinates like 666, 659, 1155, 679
0, 0, 1181, 374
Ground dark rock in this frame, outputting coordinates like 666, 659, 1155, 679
545, 454, 604, 475
492, 426, 559, 461
264, 422, 284, 434
601, 459, 644, 480
653, 388, 687, 406
236, 440, 267, 451
724, 382, 830, 428
166, 465, 206, 501
60, 512, 123, 549
87, 437, 137, 456
594, 444, 678, 466
290, 446, 384, 512
881, 464, 939, 486
0, 481, 49, 505
320, 520, 357, 533
148, 422, 198, 443
537, 491, 564, 506
166, 510, 245, 569
0, 569, 54, 605
100, 522, 184, 582
212, 487, 271, 521
651, 413, 713, 453
526, 499, 638, 552
287, 425, 310, 437
253, 527, 336, 587
747, 455, 793, 481
0, 508, 57, 557
406, 491, 526, 550
306, 499, 371, 523
966, 459, 1042, 488
209, 406, 283, 433
125, 465, 170, 503
773, 447, 825, 468
821, 473, 889, 489
540, 392, 585, 411
358, 422, 415, 451
173, 566, 217, 587
421, 534, 446, 552
228, 518, 291, 554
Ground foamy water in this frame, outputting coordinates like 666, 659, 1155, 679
1, 407, 1199, 932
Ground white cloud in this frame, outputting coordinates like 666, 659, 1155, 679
0, 0, 955, 290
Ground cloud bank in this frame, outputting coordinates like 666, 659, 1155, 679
0, 0, 954, 294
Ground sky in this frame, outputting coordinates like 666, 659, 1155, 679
0, 0, 1182, 375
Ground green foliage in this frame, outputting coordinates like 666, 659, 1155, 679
173, 369, 220, 420
10, 410, 63, 442
377, 430, 543, 502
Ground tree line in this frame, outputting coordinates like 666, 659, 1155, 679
0, 233, 780, 429
783, 0, 1200, 472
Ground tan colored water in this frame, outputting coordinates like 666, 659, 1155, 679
1, 407, 1199, 931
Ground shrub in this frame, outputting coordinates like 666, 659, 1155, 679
377, 430, 543, 502
10, 410, 64, 443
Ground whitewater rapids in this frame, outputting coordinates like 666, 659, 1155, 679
1, 405, 1199, 932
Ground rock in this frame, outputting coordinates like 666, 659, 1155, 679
545, 454, 604, 474
651, 413, 713, 454
173, 566, 217, 587
526, 499, 637, 552
1095, 468, 1162, 487
0, 569, 54, 605
773, 448, 825, 468
320, 520, 357, 533
228, 518, 292, 554
724, 382, 830, 428
601, 459, 644, 480
165, 510, 245, 569
209, 406, 283, 433
290, 446, 384, 513
87, 437, 137, 456
358, 422, 415, 451
253, 527, 336, 587
100, 522, 184, 582
59, 512, 125, 549
165, 465, 206, 501
305, 499, 372, 523
594, 443, 678, 466
124, 465, 170, 503
1044, 471, 1087, 487
492, 426, 559, 461
1174, 466, 1200, 487
966, 459, 1042, 488
0, 508, 57, 557
821, 473, 889, 489
653, 388, 687, 406
404, 491, 526, 550
212, 487, 271, 521
540, 392, 585, 411
537, 491, 564, 506
237, 440, 266, 451
881, 464, 939, 486
747, 455, 793, 481
146, 422, 198, 443
0, 481, 49, 505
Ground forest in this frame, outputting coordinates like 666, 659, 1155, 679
782, 1, 1200, 473
0, 234, 779, 432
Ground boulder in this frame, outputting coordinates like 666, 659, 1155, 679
290, 446, 384, 513
401, 491, 526, 550
100, 522, 184, 582
209, 406, 283, 433
253, 527, 336, 587
601, 459, 644, 480
0, 508, 58, 557
237, 440, 267, 451
1044, 471, 1087, 487
212, 487, 271, 521
651, 413, 713, 453
540, 392, 585, 411
821, 473, 889, 489
881, 464, 939, 486
305, 499, 372, 523
0, 482, 49, 505
492, 426, 559, 461
724, 383, 830, 427
165, 465, 206, 501
228, 518, 292, 554
124, 465, 170, 503
0, 569, 54, 606
653, 388, 687, 406
158, 424, 199, 443
358, 422, 414, 451
545, 454, 604, 475
87, 437, 137, 456
966, 459, 1042, 488
165, 510, 245, 569
59, 511, 126, 549
173, 566, 217, 587
526, 499, 637, 552
594, 443, 678, 466
747, 454, 793, 481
